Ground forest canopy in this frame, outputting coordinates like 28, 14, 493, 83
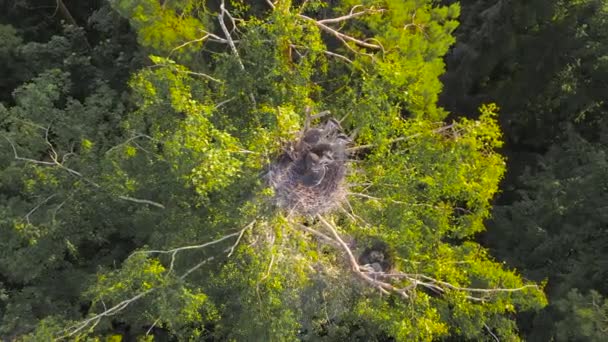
1, 0, 605, 341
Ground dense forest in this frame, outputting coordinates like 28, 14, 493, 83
0, 0, 605, 341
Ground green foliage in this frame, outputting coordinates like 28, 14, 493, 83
554, 290, 608, 341
0, 1, 547, 341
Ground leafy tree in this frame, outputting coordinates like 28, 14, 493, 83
441, 0, 608, 340
0, 1, 546, 341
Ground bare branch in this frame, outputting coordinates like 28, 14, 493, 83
318, 6, 385, 25
60, 290, 153, 339
315, 215, 538, 301
105, 133, 157, 155
322, 50, 354, 64
24, 194, 57, 225
347, 123, 455, 152
2, 135, 56, 166
181, 70, 224, 83
131, 220, 255, 273
218, 0, 256, 105
297, 14, 382, 50
169, 34, 211, 56
485, 323, 500, 342
295, 223, 341, 247
219, 1, 244, 71
117, 196, 165, 209
61, 221, 254, 339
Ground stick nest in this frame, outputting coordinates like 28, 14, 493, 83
267, 119, 351, 216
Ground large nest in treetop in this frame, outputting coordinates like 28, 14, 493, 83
267, 117, 352, 216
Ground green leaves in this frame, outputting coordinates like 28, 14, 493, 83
0, 1, 547, 341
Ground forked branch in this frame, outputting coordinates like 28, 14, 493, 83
60, 221, 255, 339
315, 215, 539, 301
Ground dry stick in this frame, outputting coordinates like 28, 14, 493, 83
317, 6, 386, 25
485, 324, 500, 342
317, 215, 402, 296
24, 194, 57, 225
218, 0, 256, 105
316, 215, 538, 301
296, 223, 341, 247
61, 290, 153, 339
297, 14, 382, 50
347, 123, 456, 152
130, 220, 256, 273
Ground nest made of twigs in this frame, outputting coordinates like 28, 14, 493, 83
267, 118, 351, 216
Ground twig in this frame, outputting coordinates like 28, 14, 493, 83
296, 223, 341, 247
24, 194, 57, 225
60, 290, 153, 339
347, 124, 455, 152
218, 0, 256, 105
485, 324, 500, 342
146, 318, 161, 336
130, 220, 255, 272
318, 6, 385, 24
297, 14, 382, 50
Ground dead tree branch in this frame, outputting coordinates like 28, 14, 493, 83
315, 215, 539, 301
130, 220, 255, 273
318, 5, 386, 25
24, 194, 57, 225
347, 123, 456, 152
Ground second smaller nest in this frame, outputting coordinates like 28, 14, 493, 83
268, 119, 351, 216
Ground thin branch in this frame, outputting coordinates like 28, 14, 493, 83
322, 50, 354, 64
219, 1, 244, 71
24, 194, 57, 225
60, 290, 153, 339
2, 135, 55, 166
181, 70, 224, 83
485, 324, 500, 342
105, 134, 156, 155
347, 124, 455, 152
218, 0, 256, 104
296, 223, 341, 247
318, 6, 385, 25
315, 215, 538, 301
179, 254, 218, 280
146, 318, 161, 336
117, 196, 165, 209
297, 14, 382, 50
169, 34, 211, 56
131, 220, 255, 272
